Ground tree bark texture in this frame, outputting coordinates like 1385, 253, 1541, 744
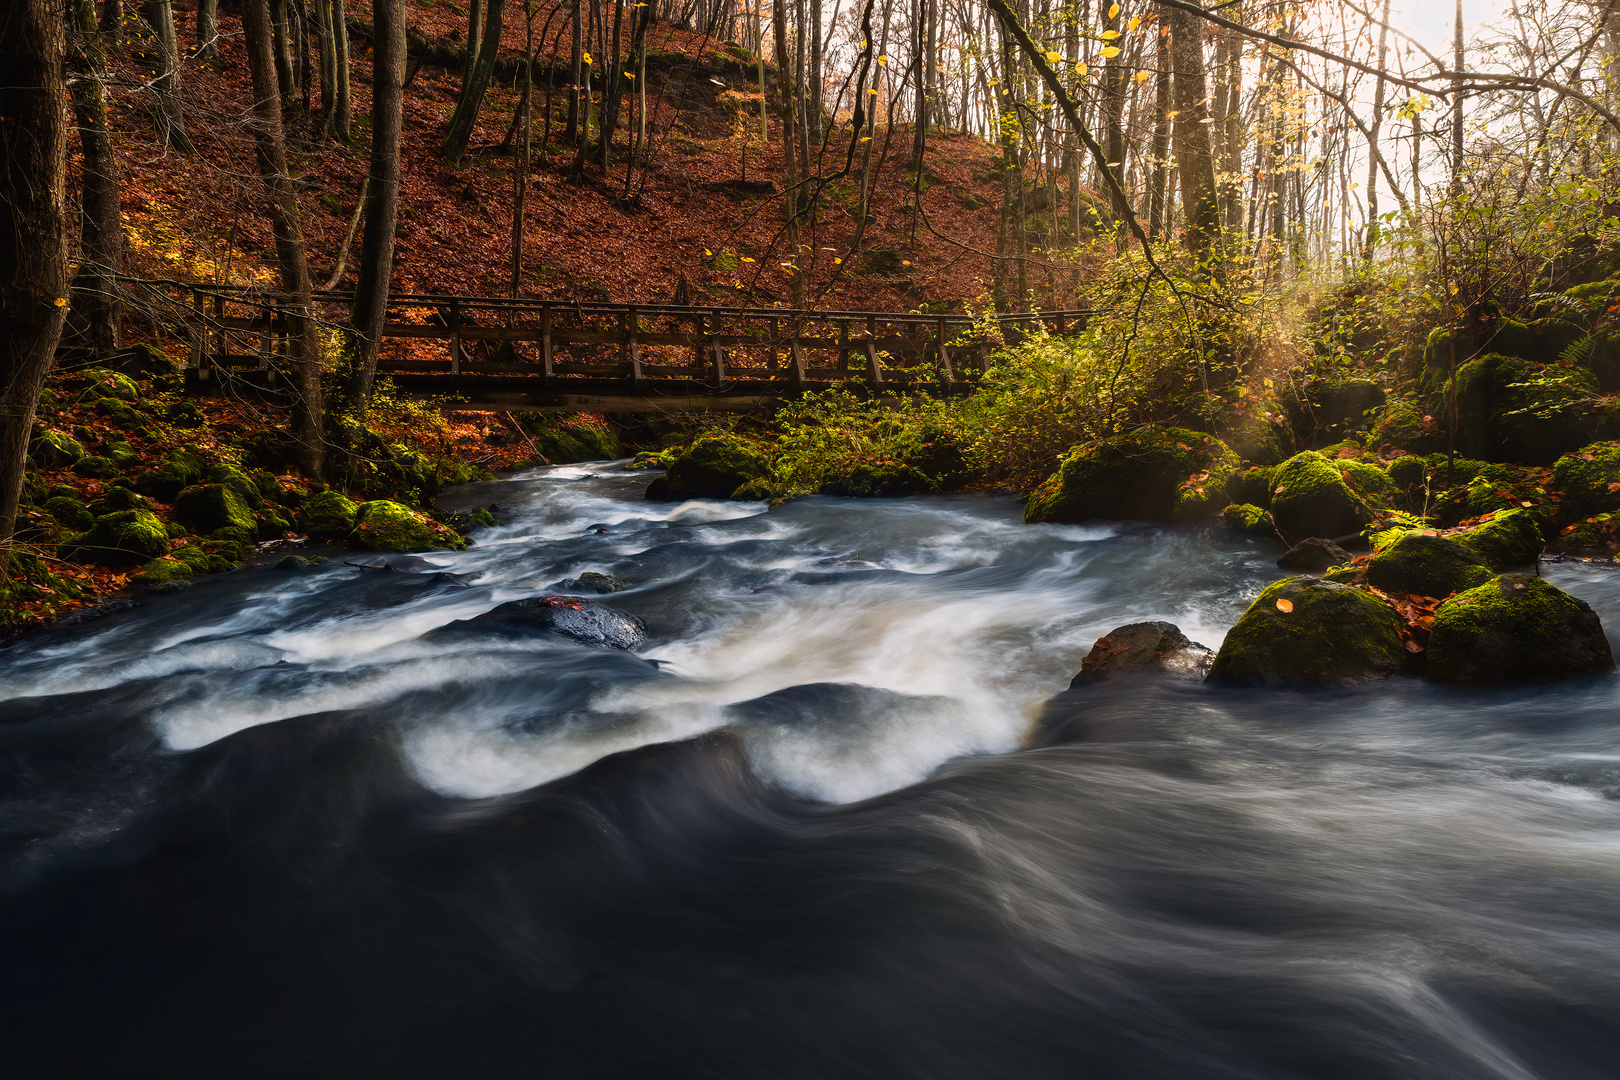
67, 0, 123, 354
0, 0, 71, 568
348, 0, 404, 407
444, 0, 508, 165
242, 0, 325, 476
1167, 2, 1219, 258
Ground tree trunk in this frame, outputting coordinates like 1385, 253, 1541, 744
333, 0, 351, 139
773, 0, 804, 305
67, 0, 123, 355
0, 0, 71, 571
348, 0, 404, 408
242, 0, 324, 477
143, 0, 194, 151
196, 0, 219, 60
315, 0, 337, 133
1147, 26, 1170, 239
1101, 0, 1126, 233
512, 0, 533, 296
102, 0, 124, 36
271, 0, 296, 105
1166, 2, 1219, 260
1362, 0, 1391, 259
565, 0, 582, 142
444, 0, 508, 165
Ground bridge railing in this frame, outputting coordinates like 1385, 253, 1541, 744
132, 279, 1089, 407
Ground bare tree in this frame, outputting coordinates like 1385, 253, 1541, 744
348, 0, 405, 408
67, 0, 123, 354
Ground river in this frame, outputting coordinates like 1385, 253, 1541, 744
3, 460, 1620, 1078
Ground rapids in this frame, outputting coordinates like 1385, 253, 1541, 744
3, 460, 1620, 1078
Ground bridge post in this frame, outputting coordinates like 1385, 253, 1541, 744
837, 323, 849, 377
936, 317, 955, 388
449, 300, 462, 375
789, 318, 807, 390
710, 342, 726, 386
540, 308, 553, 384
188, 289, 204, 378
864, 315, 884, 386
625, 307, 645, 387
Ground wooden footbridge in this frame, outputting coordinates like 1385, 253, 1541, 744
157, 282, 1088, 412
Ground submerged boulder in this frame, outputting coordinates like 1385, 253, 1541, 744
1070, 622, 1213, 687
445, 596, 647, 650
1025, 427, 1236, 524
1207, 576, 1408, 685
1277, 537, 1351, 573
1268, 451, 1368, 540
1426, 575, 1613, 683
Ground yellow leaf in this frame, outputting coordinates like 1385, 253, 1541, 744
740, 256, 756, 262
869, 88, 880, 94
986, 78, 999, 86
704, 249, 713, 256
1108, 3, 1120, 17
902, 260, 911, 266
1042, 50, 1059, 64
624, 72, 635, 79
1100, 29, 1120, 40
1076, 62, 1088, 76
860, 136, 872, 142
582, 52, 592, 64
1101, 46, 1121, 58
877, 54, 888, 66
834, 257, 843, 264
1134, 70, 1151, 83
53, 297, 67, 307
1128, 15, 1141, 30
1275, 598, 1293, 613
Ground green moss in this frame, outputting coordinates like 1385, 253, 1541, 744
349, 500, 467, 553
302, 490, 359, 539
1173, 440, 1243, 520
172, 543, 236, 574
1268, 451, 1366, 539
1365, 532, 1492, 598
1386, 455, 1428, 489
67, 510, 171, 565
1551, 441, 1620, 520
79, 368, 139, 402
132, 557, 195, 587
1372, 401, 1444, 454
256, 509, 292, 540
651, 433, 772, 501
174, 483, 256, 535
820, 460, 934, 497
517, 412, 623, 463
28, 430, 84, 470
1220, 503, 1274, 533
206, 464, 264, 508
72, 455, 118, 478
88, 487, 153, 515
44, 496, 92, 530
1451, 508, 1546, 570
1336, 459, 1400, 503
1025, 428, 1233, 524
1225, 465, 1277, 508
1207, 576, 1408, 685
1297, 378, 1385, 442
1427, 574, 1614, 682
1322, 564, 1362, 583
94, 397, 143, 429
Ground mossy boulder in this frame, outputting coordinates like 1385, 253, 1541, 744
71, 455, 118, 478
28, 430, 84, 469
646, 433, 772, 501
1446, 353, 1601, 464
79, 368, 140, 402
1269, 451, 1368, 539
1277, 537, 1350, 573
1225, 465, 1277, 509
94, 397, 143, 429
170, 543, 237, 575
1386, 455, 1429, 490
350, 500, 467, 553
43, 496, 92, 530
1172, 441, 1243, 521
88, 487, 153, 515
1427, 575, 1613, 683
132, 557, 196, 588
820, 460, 933, 497
106, 342, 180, 384
1451, 508, 1546, 571
1024, 428, 1235, 524
1221, 503, 1275, 533
1372, 401, 1444, 454
1336, 459, 1400, 505
302, 490, 359, 539
68, 510, 171, 565
1365, 533, 1492, 598
517, 412, 623, 463
1207, 576, 1409, 685
1551, 442, 1620, 520
174, 483, 256, 535
1294, 378, 1386, 443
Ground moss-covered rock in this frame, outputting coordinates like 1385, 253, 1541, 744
1025, 428, 1235, 524
88, 487, 153, 515
1269, 451, 1368, 539
106, 342, 180, 384
174, 483, 256, 535
1293, 378, 1386, 443
350, 500, 467, 552
1551, 442, 1620, 520
1206, 576, 1409, 685
94, 397, 143, 429
256, 508, 292, 540
71, 455, 118, 478
1225, 465, 1277, 508
1221, 503, 1275, 533
302, 490, 359, 539
68, 510, 171, 565
1372, 401, 1444, 454
820, 460, 933, 497
28, 429, 84, 469
1277, 537, 1351, 573
517, 412, 623, 463
1336, 459, 1400, 504
1427, 575, 1613, 682
43, 496, 92, 530
204, 464, 264, 508
1365, 532, 1493, 598
1173, 441, 1243, 520
79, 368, 140, 402
171, 543, 237, 575
132, 557, 196, 588
1450, 508, 1546, 571
646, 433, 772, 501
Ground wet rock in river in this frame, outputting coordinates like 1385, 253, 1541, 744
1364, 532, 1492, 598
1426, 574, 1614, 683
1070, 622, 1213, 688
1207, 576, 1408, 685
441, 596, 647, 650
1276, 537, 1351, 573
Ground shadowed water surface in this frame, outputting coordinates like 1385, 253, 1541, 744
3, 460, 1620, 1078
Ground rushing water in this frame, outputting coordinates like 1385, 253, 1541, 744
4, 462, 1620, 1078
